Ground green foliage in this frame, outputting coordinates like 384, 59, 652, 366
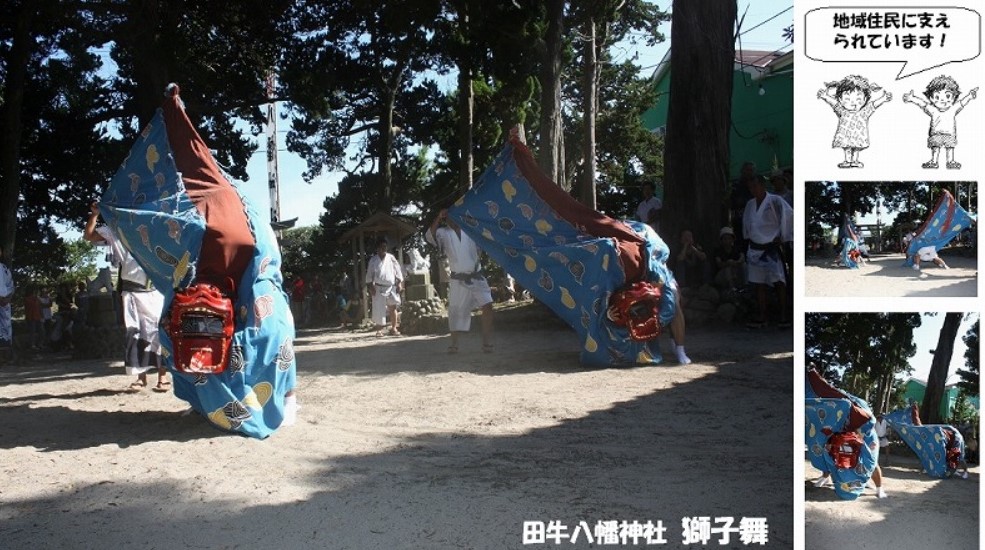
279, 226, 324, 280
950, 392, 977, 424
2, 1, 294, 260
5, 0, 673, 279
958, 319, 979, 397
14, 235, 98, 289
805, 312, 922, 396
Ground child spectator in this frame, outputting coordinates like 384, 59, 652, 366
714, 227, 745, 290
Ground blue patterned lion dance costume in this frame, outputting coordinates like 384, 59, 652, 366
99, 85, 296, 438
447, 135, 679, 365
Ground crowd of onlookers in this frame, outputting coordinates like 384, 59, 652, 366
18, 280, 97, 352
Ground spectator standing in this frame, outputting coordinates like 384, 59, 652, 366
39, 286, 53, 336
636, 182, 663, 234
0, 245, 14, 346
290, 275, 305, 327
24, 285, 45, 350
742, 175, 793, 329
365, 237, 403, 337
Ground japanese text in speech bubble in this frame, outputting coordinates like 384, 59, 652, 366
805, 7, 981, 79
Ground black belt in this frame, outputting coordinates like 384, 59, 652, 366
747, 241, 777, 251
450, 272, 484, 282
120, 279, 153, 292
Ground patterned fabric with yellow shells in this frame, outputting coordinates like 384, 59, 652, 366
100, 106, 296, 439
885, 409, 965, 478
448, 141, 679, 365
903, 189, 975, 267
805, 384, 879, 500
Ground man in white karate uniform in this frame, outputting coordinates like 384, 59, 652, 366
742, 175, 793, 329
427, 209, 494, 354
365, 237, 403, 337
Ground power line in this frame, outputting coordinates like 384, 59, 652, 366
739, 6, 793, 37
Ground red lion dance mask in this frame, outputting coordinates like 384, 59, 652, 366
606, 281, 663, 341
167, 283, 234, 374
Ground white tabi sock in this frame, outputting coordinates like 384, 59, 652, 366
676, 345, 692, 365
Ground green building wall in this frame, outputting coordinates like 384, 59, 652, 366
642, 64, 793, 180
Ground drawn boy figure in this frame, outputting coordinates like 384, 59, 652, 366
903, 75, 978, 169
817, 75, 892, 168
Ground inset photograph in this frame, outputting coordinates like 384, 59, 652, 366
805, 181, 977, 297
805, 312, 979, 548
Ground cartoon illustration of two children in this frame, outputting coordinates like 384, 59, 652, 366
818, 74, 978, 169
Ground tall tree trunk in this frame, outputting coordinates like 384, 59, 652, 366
125, 0, 171, 127
379, 61, 407, 213
922, 312, 963, 424
457, 2, 474, 193
579, 16, 598, 209
0, 3, 35, 262
662, 0, 736, 252
380, 87, 396, 213
538, 0, 565, 188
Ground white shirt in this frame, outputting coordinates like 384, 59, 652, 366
917, 245, 938, 261
743, 193, 793, 245
366, 252, 403, 286
426, 226, 481, 274
0, 261, 13, 299
636, 196, 663, 223
875, 419, 888, 438
95, 226, 149, 286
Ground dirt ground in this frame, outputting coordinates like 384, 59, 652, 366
804, 253, 977, 297
1, 302, 792, 549
805, 454, 979, 549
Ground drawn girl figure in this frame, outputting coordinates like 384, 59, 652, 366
817, 75, 892, 168
903, 75, 978, 169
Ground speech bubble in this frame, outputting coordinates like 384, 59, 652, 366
805, 7, 981, 79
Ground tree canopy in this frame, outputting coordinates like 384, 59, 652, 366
2, 0, 673, 287
806, 312, 922, 414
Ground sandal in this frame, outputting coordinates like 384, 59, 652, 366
921, 161, 938, 169
152, 380, 172, 393
447, 346, 459, 354
128, 381, 147, 391
389, 328, 402, 336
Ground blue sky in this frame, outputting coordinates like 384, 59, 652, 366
908, 313, 978, 384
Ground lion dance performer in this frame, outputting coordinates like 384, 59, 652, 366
444, 130, 689, 365
805, 369, 884, 499
98, 84, 297, 438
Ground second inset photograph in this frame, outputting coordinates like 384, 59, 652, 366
805, 312, 979, 548
805, 181, 977, 297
